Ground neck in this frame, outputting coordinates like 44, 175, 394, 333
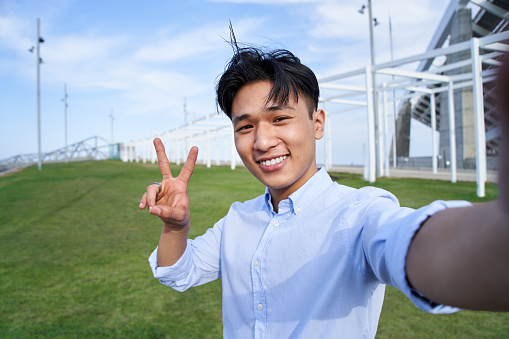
269, 166, 319, 213
269, 188, 289, 214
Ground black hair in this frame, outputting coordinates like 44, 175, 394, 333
216, 45, 320, 120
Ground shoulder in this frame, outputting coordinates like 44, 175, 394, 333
229, 194, 267, 213
326, 183, 399, 208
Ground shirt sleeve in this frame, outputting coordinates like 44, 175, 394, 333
148, 218, 224, 292
352, 188, 472, 313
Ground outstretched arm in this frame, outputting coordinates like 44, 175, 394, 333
406, 54, 509, 312
406, 201, 509, 311
139, 138, 198, 267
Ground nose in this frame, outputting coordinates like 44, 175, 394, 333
253, 123, 278, 151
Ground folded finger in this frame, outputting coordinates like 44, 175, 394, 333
139, 192, 147, 209
146, 184, 160, 208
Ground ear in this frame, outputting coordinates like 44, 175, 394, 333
313, 109, 325, 140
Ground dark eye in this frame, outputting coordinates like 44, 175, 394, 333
274, 117, 287, 122
236, 125, 253, 133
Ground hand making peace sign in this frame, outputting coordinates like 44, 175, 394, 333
139, 138, 199, 231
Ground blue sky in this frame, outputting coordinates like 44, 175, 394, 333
0, 0, 451, 164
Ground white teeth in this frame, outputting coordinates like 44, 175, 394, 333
260, 155, 287, 166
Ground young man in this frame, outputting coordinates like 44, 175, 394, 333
139, 47, 509, 338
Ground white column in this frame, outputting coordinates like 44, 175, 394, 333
324, 102, 332, 171
215, 133, 220, 166
188, 120, 193, 156
176, 127, 181, 166
430, 92, 438, 174
382, 84, 389, 177
172, 136, 176, 164
471, 37, 487, 197
392, 94, 397, 169
206, 114, 211, 168
230, 125, 236, 170
377, 89, 384, 177
151, 139, 156, 164
365, 66, 376, 183
448, 82, 457, 183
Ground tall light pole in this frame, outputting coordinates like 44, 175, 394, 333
62, 83, 68, 163
389, 17, 397, 169
32, 18, 45, 171
359, 1, 381, 176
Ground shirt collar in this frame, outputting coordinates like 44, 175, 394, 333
264, 167, 333, 214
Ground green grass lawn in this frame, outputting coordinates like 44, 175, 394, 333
0, 160, 507, 338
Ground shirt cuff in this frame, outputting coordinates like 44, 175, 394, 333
148, 240, 194, 287
386, 200, 472, 314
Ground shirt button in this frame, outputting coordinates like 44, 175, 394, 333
274, 220, 279, 227
296, 208, 301, 214
254, 260, 259, 267
257, 304, 263, 310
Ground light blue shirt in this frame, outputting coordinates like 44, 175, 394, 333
149, 167, 469, 338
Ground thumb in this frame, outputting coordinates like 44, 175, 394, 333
151, 204, 188, 225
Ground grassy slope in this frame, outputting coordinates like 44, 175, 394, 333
0, 161, 506, 338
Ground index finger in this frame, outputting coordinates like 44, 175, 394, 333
178, 146, 198, 184
153, 138, 172, 180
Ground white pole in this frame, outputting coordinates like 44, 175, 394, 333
392, 100, 397, 169
389, 16, 397, 169
367, 0, 380, 177
172, 135, 176, 164
430, 92, 438, 174
215, 132, 220, 166
471, 37, 486, 198
378, 92, 384, 177
363, 143, 368, 181
230, 125, 236, 170
382, 83, 389, 177
448, 82, 457, 183
63, 83, 68, 163
151, 139, 156, 164
36, 18, 42, 171
187, 120, 192, 156
365, 65, 376, 183
176, 126, 181, 166
324, 102, 332, 171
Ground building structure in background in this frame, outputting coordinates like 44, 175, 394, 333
319, 0, 508, 197
401, 0, 508, 170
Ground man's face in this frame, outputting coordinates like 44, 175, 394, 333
231, 80, 325, 202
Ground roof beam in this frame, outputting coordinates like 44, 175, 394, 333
469, 0, 509, 20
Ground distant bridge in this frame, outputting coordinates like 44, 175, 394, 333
0, 136, 118, 175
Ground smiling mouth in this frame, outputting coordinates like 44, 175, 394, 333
259, 155, 287, 166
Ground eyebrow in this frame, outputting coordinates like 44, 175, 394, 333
232, 105, 296, 125
232, 113, 251, 125
266, 104, 295, 112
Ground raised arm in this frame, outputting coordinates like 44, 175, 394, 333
406, 201, 509, 311
139, 138, 198, 267
406, 54, 509, 312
